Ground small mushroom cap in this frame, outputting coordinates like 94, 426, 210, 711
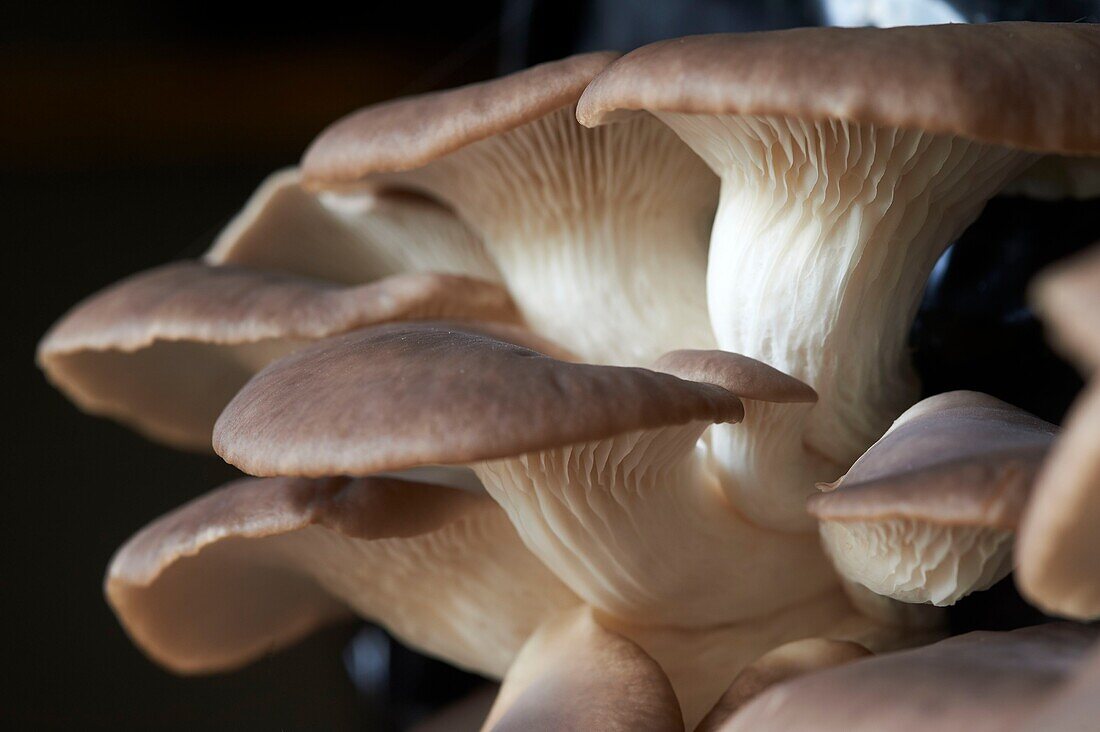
695, 638, 870, 732
37, 262, 520, 450
577, 23, 1100, 155
215, 322, 743, 477
653, 349, 817, 403
809, 391, 1056, 528
484, 607, 683, 732
1031, 242, 1100, 371
107, 475, 577, 676
808, 391, 1056, 607
303, 51, 619, 185
1017, 382, 1100, 620
722, 624, 1098, 732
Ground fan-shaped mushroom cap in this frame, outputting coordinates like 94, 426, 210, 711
721, 623, 1098, 732
577, 23, 1100, 154
215, 322, 743, 476
483, 607, 683, 732
695, 638, 870, 732
38, 262, 519, 450
206, 168, 497, 284
809, 391, 1056, 606
215, 323, 841, 628
303, 53, 718, 366
1016, 244, 1100, 619
577, 22, 1099, 531
107, 475, 577, 677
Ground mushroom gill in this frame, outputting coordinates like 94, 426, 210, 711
303, 53, 719, 366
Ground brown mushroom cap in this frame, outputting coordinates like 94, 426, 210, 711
1017, 382, 1100, 620
653, 349, 817, 404
38, 262, 520, 450
577, 23, 1100, 155
303, 52, 620, 184
722, 624, 1099, 732
809, 391, 1056, 527
107, 475, 577, 676
484, 607, 683, 732
808, 391, 1056, 607
214, 322, 744, 477
1031, 242, 1100, 371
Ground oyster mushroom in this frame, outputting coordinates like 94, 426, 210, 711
1017, 243, 1100, 619
38, 262, 520, 449
302, 52, 719, 365
808, 391, 1056, 606
213, 323, 841, 628
578, 22, 1100, 530
107, 474, 578, 677
213, 322, 907, 725
721, 623, 1098, 732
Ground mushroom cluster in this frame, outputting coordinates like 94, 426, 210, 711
39, 22, 1100, 731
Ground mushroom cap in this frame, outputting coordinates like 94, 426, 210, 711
37, 262, 520, 450
1019, 642, 1100, 731
1016, 382, 1100, 620
214, 322, 744, 477
809, 391, 1056, 529
722, 624, 1098, 732
808, 391, 1056, 607
485, 607, 683, 732
1031, 242, 1100, 371
653, 349, 817, 404
303, 51, 620, 184
577, 23, 1100, 155
107, 474, 577, 676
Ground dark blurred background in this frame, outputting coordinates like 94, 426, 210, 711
4, 1, 1099, 729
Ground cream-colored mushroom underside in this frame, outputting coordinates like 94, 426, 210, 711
819, 518, 1014, 606
474, 422, 836, 628
655, 112, 1035, 530
206, 168, 498, 285
120, 506, 577, 679
375, 107, 719, 365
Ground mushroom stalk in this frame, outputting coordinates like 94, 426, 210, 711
656, 112, 1035, 528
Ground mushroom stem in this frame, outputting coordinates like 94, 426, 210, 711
371, 108, 718, 365
473, 422, 836, 627
656, 113, 1035, 528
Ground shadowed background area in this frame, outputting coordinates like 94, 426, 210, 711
4, 1, 1099, 728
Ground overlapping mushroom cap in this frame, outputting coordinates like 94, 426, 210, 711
36, 20, 1100, 732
